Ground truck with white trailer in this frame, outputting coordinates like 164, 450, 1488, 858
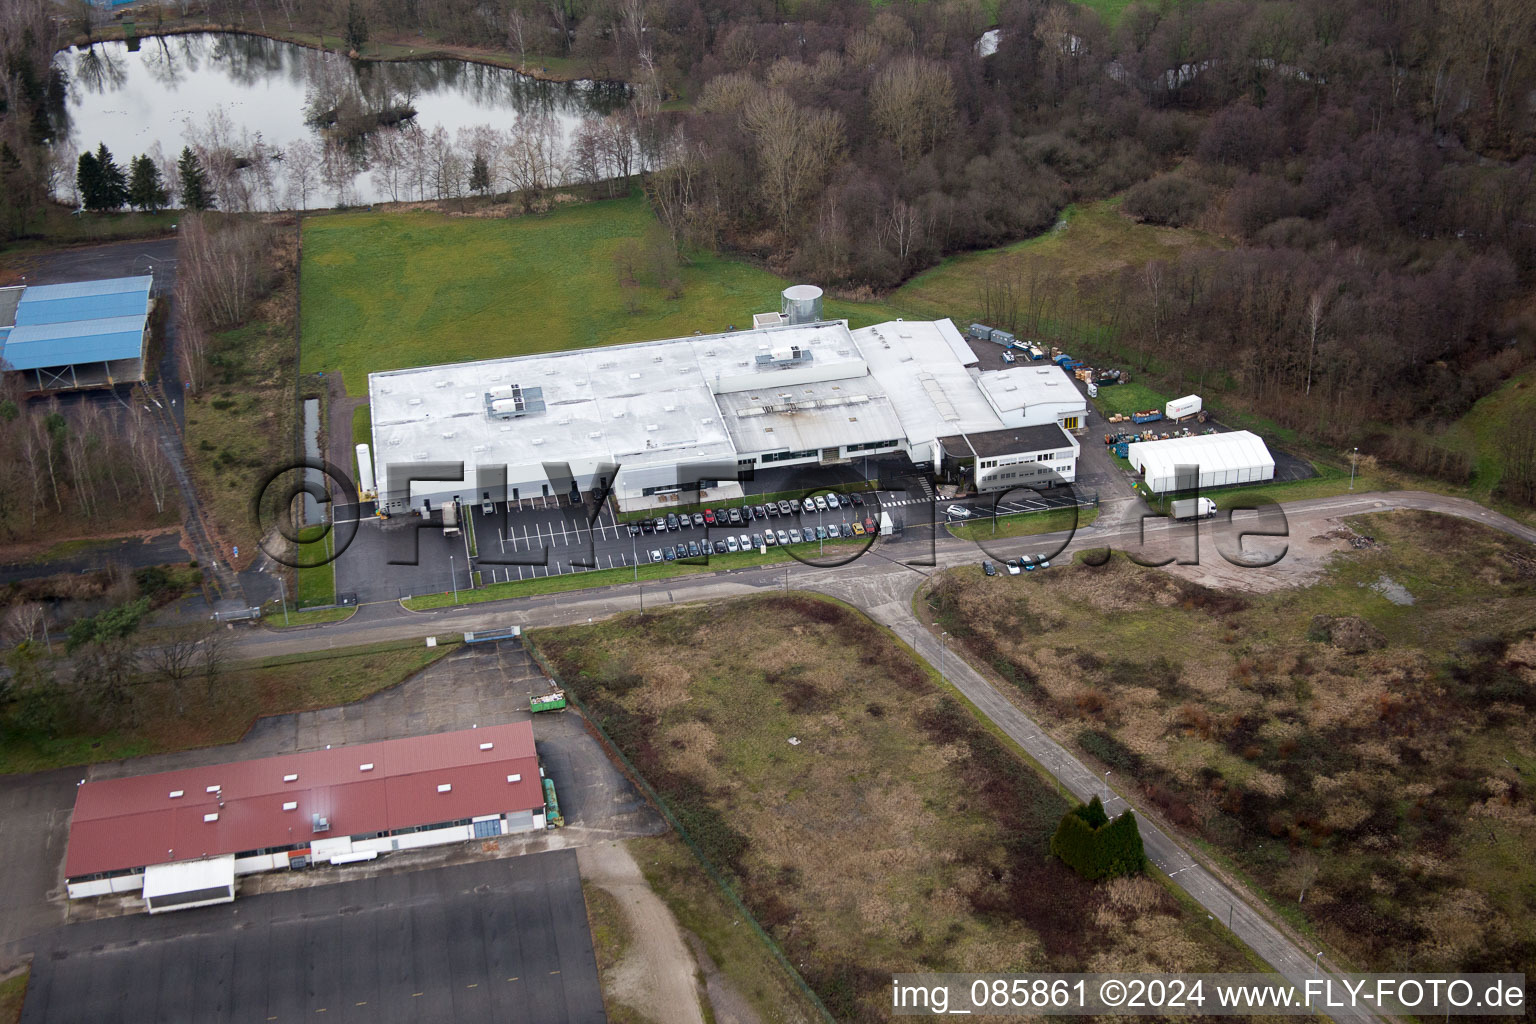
1170, 497, 1217, 520
1165, 395, 1203, 421
442, 499, 461, 537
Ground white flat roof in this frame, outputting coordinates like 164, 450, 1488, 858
849, 320, 1007, 444
370, 316, 1017, 476
976, 363, 1087, 415
1127, 430, 1275, 475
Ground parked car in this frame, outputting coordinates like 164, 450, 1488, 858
692, 512, 704, 528
982, 560, 996, 576
812, 495, 828, 512
765, 502, 779, 517
863, 517, 876, 533
714, 539, 728, 554
827, 524, 840, 538
836, 492, 851, 508
650, 549, 663, 562
1036, 553, 1052, 569
726, 535, 740, 553
688, 541, 701, 558
728, 507, 743, 524
663, 547, 676, 562
676, 544, 689, 559
788, 528, 802, 543
655, 517, 669, 532
763, 531, 777, 546
778, 500, 794, 516
735, 534, 748, 551
776, 530, 789, 545
851, 521, 865, 535
703, 508, 716, 525
752, 532, 764, 549
814, 525, 826, 540
946, 504, 972, 519
802, 497, 816, 514
850, 492, 865, 506
665, 513, 679, 531
1005, 559, 1021, 575
1020, 555, 1035, 570
641, 519, 655, 534
753, 505, 768, 519
627, 522, 641, 537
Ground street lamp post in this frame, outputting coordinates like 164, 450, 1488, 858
276, 574, 289, 626
450, 555, 458, 605
1349, 447, 1358, 490
939, 631, 949, 679
1104, 770, 1112, 803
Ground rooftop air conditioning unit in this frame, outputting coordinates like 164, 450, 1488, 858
312, 813, 330, 833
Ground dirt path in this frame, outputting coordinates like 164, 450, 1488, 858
577, 841, 707, 1024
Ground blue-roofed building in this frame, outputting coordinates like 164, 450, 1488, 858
0, 275, 152, 391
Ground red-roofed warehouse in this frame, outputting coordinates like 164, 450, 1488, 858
65, 722, 548, 912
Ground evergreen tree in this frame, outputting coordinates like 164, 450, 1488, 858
128, 154, 169, 212
76, 148, 102, 210
94, 143, 129, 210
178, 146, 214, 210
469, 151, 491, 195
345, 0, 368, 53
1049, 796, 1146, 881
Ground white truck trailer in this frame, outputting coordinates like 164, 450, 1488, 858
1170, 497, 1217, 520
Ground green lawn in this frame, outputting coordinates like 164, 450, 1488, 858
295, 525, 336, 607
264, 604, 356, 627
948, 504, 1099, 541
1140, 460, 1394, 514
0, 972, 24, 1024
351, 403, 372, 448
301, 193, 909, 395
1092, 380, 1171, 418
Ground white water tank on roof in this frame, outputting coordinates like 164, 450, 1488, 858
781, 284, 823, 325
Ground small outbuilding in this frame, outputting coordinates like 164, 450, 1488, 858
0, 275, 152, 391
1127, 430, 1275, 493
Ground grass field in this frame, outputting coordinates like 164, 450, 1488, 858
923, 511, 1536, 974
0, 973, 24, 1024
0, 640, 450, 774
263, 604, 355, 627
1440, 370, 1536, 503
534, 594, 1261, 1022
300, 193, 909, 394
1092, 380, 1171, 418
948, 505, 1099, 541
295, 525, 336, 607
890, 198, 1223, 338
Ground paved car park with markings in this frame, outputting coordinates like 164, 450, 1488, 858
22, 851, 605, 1024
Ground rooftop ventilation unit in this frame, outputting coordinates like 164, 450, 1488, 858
485, 383, 547, 419
755, 345, 814, 370
312, 813, 330, 833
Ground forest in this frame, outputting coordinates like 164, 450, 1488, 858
4, 0, 1536, 489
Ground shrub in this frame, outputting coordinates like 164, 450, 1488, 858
1122, 174, 1212, 227
1049, 796, 1147, 881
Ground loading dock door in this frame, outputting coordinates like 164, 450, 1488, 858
472, 818, 502, 839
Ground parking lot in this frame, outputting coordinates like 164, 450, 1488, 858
329, 485, 912, 603
22, 851, 605, 1024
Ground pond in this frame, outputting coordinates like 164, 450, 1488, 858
55, 33, 631, 208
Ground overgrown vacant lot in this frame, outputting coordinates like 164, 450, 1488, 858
924, 511, 1536, 974
300, 194, 906, 395
535, 595, 1257, 1023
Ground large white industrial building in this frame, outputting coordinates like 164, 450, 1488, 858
368, 289, 1087, 512
1127, 430, 1276, 493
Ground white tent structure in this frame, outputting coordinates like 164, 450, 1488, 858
1127, 430, 1275, 493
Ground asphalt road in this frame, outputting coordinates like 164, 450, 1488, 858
215, 488, 1536, 1024
22, 850, 605, 1024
